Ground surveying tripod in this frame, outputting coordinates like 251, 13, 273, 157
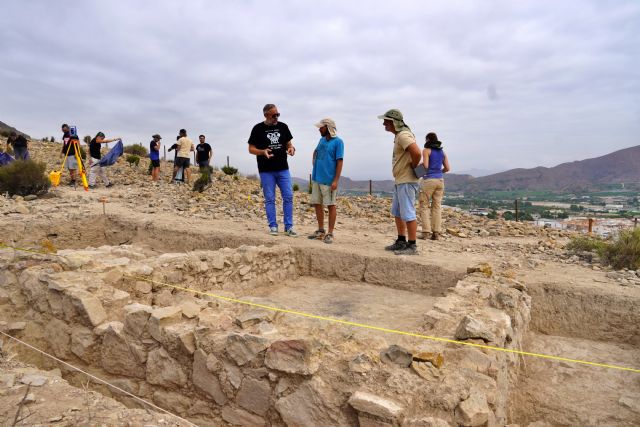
52, 138, 89, 191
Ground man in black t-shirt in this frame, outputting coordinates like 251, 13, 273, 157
248, 104, 297, 236
60, 123, 78, 185
6, 132, 29, 160
195, 135, 212, 169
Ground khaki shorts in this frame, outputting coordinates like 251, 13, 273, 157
311, 182, 337, 206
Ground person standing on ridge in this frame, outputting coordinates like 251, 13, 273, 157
173, 129, 194, 184
248, 104, 297, 236
60, 123, 78, 185
6, 131, 29, 160
88, 131, 119, 188
196, 134, 212, 171
418, 132, 450, 240
307, 118, 344, 244
378, 109, 422, 255
149, 134, 162, 182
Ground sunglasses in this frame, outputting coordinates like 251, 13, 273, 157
270, 113, 280, 118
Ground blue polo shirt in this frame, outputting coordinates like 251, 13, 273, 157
311, 136, 344, 186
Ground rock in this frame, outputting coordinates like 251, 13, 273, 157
466, 263, 492, 278
20, 374, 48, 387
223, 363, 243, 389
413, 351, 444, 368
619, 395, 640, 413
0, 373, 15, 387
135, 280, 152, 294
101, 322, 146, 379
123, 303, 153, 338
236, 377, 271, 416
24, 393, 36, 404
235, 308, 276, 329
221, 406, 265, 427
265, 339, 319, 375
70, 292, 108, 327
192, 349, 227, 405
146, 347, 187, 388
349, 353, 374, 373
348, 391, 404, 421
455, 315, 496, 343
380, 345, 412, 368
411, 361, 441, 381
44, 318, 71, 358
148, 305, 182, 342
180, 300, 202, 319
3, 321, 26, 332
455, 390, 491, 426
154, 289, 175, 306
275, 377, 341, 426
70, 325, 95, 361
226, 333, 270, 366
402, 417, 451, 427
24, 195, 38, 201
153, 389, 192, 414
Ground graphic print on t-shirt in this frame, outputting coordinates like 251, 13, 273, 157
266, 131, 282, 150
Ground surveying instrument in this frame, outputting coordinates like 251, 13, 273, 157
49, 126, 89, 191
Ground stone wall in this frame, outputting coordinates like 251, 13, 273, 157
0, 245, 532, 426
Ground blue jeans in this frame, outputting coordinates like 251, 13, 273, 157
259, 169, 294, 230
13, 146, 28, 160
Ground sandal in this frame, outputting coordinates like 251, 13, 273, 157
308, 229, 325, 240
323, 233, 334, 244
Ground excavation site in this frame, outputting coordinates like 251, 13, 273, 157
0, 205, 638, 426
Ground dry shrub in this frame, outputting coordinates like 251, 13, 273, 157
124, 144, 148, 157
566, 236, 607, 254
126, 155, 140, 166
601, 228, 640, 270
0, 159, 50, 196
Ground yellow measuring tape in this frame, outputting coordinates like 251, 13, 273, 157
2, 243, 639, 374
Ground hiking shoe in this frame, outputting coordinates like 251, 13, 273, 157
285, 228, 298, 237
323, 233, 334, 244
431, 232, 439, 241
88, 184, 96, 189
308, 229, 325, 240
105, 182, 114, 188
385, 240, 407, 251
68, 180, 76, 186
269, 227, 278, 236
418, 232, 429, 240
394, 243, 418, 256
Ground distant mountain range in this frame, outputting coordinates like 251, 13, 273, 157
295, 145, 640, 193
0, 121, 30, 139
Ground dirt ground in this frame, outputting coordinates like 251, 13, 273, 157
1, 180, 640, 425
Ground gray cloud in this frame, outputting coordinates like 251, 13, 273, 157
1, 0, 639, 179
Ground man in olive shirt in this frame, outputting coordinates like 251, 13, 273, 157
378, 109, 422, 255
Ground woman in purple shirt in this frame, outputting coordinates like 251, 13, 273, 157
418, 132, 450, 240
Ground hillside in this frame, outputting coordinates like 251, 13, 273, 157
0, 120, 30, 139
464, 145, 640, 192
298, 145, 640, 194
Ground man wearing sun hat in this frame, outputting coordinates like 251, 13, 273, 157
307, 118, 344, 244
378, 109, 422, 255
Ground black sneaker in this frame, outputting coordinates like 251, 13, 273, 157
385, 240, 407, 251
394, 243, 418, 256
105, 182, 114, 188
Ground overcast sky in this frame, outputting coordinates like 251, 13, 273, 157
1, 1, 639, 179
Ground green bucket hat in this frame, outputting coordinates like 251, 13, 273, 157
378, 108, 411, 132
